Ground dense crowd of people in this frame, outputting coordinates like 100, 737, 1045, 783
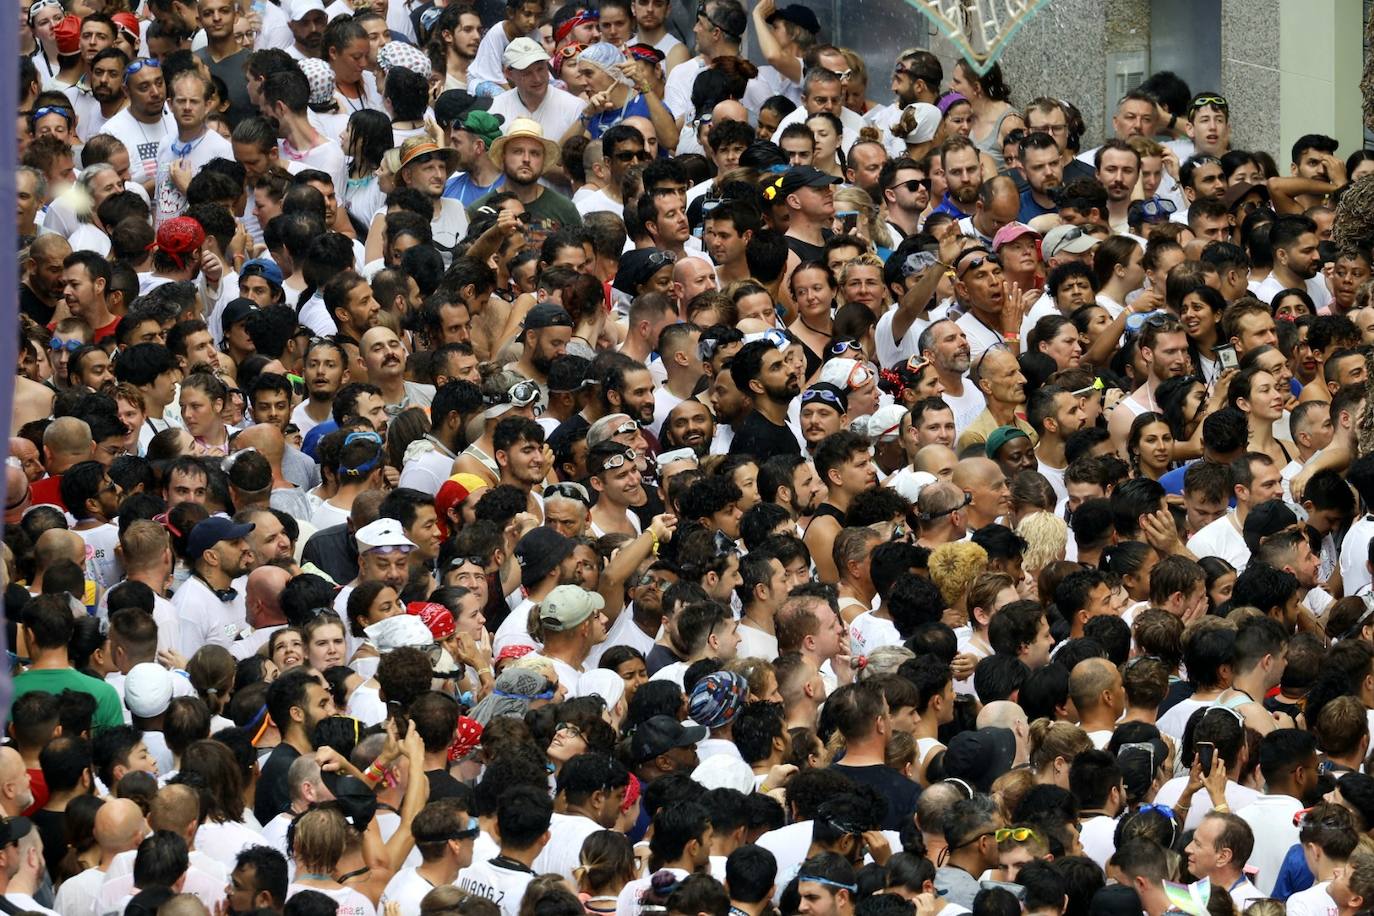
11, 0, 1374, 915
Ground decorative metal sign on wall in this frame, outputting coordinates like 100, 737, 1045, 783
903, 0, 1049, 74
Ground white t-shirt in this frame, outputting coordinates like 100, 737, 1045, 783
1155, 696, 1210, 742
172, 574, 247, 656
76, 522, 122, 588
279, 136, 349, 211
955, 312, 1005, 360
533, 811, 602, 881
849, 611, 901, 657
1185, 513, 1250, 572
586, 608, 658, 667
1340, 515, 1374, 597
942, 383, 988, 435
1078, 814, 1117, 869
1250, 272, 1332, 312
310, 499, 352, 530
1151, 775, 1260, 830
617, 867, 689, 916
489, 86, 587, 143
650, 660, 689, 688
54, 864, 105, 916
875, 308, 928, 369
380, 867, 442, 912
154, 129, 234, 226
456, 858, 537, 916
493, 597, 538, 655
574, 186, 623, 218
195, 820, 262, 864
102, 108, 176, 185
736, 622, 779, 661
286, 884, 376, 916
1285, 880, 1337, 916
469, 24, 525, 87
1235, 794, 1303, 895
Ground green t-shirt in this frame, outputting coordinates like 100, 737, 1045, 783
468, 187, 581, 248
13, 667, 124, 731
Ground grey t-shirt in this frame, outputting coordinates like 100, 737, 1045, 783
934, 866, 984, 909
282, 444, 322, 491
195, 47, 254, 127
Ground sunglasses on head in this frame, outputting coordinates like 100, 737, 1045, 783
597, 448, 639, 472
830, 339, 864, 357
955, 249, 999, 277
544, 482, 591, 505
994, 827, 1037, 843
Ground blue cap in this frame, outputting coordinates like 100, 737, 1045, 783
240, 258, 284, 290
186, 516, 255, 560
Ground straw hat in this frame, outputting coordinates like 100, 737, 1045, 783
488, 117, 561, 165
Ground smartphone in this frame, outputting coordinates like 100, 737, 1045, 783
1197, 741, 1215, 774
837, 210, 859, 233
387, 702, 408, 739
1213, 344, 1239, 371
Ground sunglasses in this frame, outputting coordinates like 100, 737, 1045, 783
125, 57, 161, 78
695, 1, 738, 37
636, 572, 674, 589
613, 149, 651, 163
994, 827, 1037, 843
644, 249, 677, 268
955, 251, 1000, 277
1189, 94, 1229, 114
895, 178, 931, 194
544, 482, 591, 505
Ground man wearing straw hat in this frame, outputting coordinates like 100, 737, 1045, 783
470, 118, 582, 240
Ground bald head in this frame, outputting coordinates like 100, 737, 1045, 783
34, 528, 85, 572
43, 417, 94, 467
29, 234, 72, 264
711, 99, 748, 125
233, 424, 285, 466
9, 439, 41, 481
914, 445, 958, 478
94, 798, 148, 854
977, 700, 1028, 732
246, 565, 290, 626
6, 466, 30, 524
150, 784, 201, 836
915, 780, 965, 835
952, 457, 1002, 491
0, 747, 33, 815
622, 116, 656, 147
1068, 657, 1121, 713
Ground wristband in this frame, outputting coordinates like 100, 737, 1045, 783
1003, 333, 1020, 342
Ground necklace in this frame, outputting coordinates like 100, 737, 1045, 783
339, 82, 366, 113
798, 316, 832, 337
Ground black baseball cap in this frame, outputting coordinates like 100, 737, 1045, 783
765, 3, 820, 34
630, 715, 706, 764
942, 727, 1016, 792
523, 303, 574, 331
434, 89, 493, 129
778, 166, 843, 196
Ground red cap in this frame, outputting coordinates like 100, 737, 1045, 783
407, 601, 456, 641
55, 15, 82, 56
111, 11, 140, 44
496, 644, 534, 663
620, 773, 641, 813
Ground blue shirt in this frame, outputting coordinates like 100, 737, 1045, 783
585, 93, 651, 139
1018, 187, 1057, 223
442, 171, 505, 207
931, 194, 970, 219
1270, 843, 1312, 900
1159, 459, 1238, 505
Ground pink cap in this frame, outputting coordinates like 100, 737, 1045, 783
991, 221, 1040, 251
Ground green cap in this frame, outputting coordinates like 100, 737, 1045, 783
457, 110, 504, 147
984, 425, 1030, 459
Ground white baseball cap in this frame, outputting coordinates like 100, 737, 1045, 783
356, 518, 417, 552
125, 662, 174, 718
503, 37, 550, 71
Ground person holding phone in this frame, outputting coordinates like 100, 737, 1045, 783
1152, 707, 1260, 830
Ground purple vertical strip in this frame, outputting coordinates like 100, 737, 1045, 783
0, 26, 18, 732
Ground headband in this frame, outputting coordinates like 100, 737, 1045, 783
797, 875, 857, 893
554, 8, 598, 43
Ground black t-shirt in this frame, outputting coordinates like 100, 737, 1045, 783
30, 807, 67, 872
645, 643, 682, 676
20, 285, 54, 327
785, 230, 834, 264
729, 410, 801, 462
828, 762, 921, 831
427, 769, 474, 802
254, 743, 301, 825
300, 523, 359, 587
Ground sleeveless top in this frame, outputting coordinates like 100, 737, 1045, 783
460, 443, 499, 478
804, 502, 847, 535
973, 107, 1020, 170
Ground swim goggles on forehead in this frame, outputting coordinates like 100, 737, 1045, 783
28, 0, 63, 24
50, 337, 84, 353
124, 58, 161, 81
597, 448, 638, 472
742, 328, 789, 350
801, 387, 843, 410
482, 380, 540, 418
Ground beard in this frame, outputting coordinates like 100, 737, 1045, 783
532, 351, 556, 375
764, 377, 800, 404
951, 184, 979, 206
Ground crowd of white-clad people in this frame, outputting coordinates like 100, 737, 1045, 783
12, 0, 1374, 915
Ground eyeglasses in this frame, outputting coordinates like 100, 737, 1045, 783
555, 722, 583, 739
643, 249, 678, 268
994, 827, 1037, 843
544, 482, 591, 505
125, 58, 161, 78
235, 28, 260, 45
830, 339, 864, 357
597, 448, 638, 472
613, 149, 651, 163
49, 337, 83, 353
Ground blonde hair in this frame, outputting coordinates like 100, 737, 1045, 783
885, 730, 917, 775
724, 657, 776, 699
1127, 135, 1166, 161
990, 768, 1036, 824
833, 186, 892, 251
860, 645, 915, 679
292, 806, 349, 873
928, 542, 989, 608
1027, 719, 1092, 773
119, 519, 171, 571
1016, 511, 1068, 577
